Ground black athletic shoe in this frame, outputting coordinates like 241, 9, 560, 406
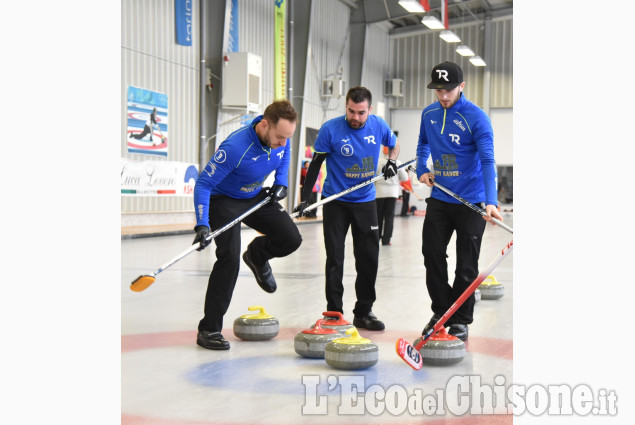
448, 324, 469, 341
422, 313, 441, 335
197, 331, 230, 350
242, 250, 277, 293
353, 312, 385, 330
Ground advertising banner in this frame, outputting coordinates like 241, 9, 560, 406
274, 0, 287, 100
175, 0, 193, 46
121, 158, 198, 196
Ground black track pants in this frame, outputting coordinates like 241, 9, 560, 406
322, 200, 379, 317
198, 192, 302, 332
422, 197, 486, 324
376, 197, 397, 244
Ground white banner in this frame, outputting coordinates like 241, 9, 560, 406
121, 158, 198, 196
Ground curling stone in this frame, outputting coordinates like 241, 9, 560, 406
324, 328, 379, 370
319, 311, 356, 334
294, 319, 340, 358
413, 327, 465, 366
233, 305, 279, 341
478, 275, 505, 300
475, 288, 481, 303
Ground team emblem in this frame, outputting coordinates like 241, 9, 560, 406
341, 144, 354, 156
214, 149, 227, 163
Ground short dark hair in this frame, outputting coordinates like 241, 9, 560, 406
263, 99, 297, 125
346, 86, 372, 106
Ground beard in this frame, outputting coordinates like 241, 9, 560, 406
348, 119, 365, 129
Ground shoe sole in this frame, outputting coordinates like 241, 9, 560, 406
353, 321, 385, 331
448, 327, 468, 341
242, 252, 276, 293
197, 339, 230, 350
448, 333, 468, 341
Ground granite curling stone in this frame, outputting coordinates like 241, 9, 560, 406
478, 275, 504, 300
294, 319, 340, 358
319, 311, 356, 334
414, 327, 465, 366
233, 305, 279, 341
324, 328, 379, 370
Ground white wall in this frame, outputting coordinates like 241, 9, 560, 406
489, 108, 513, 166
390, 107, 513, 167
390, 109, 421, 163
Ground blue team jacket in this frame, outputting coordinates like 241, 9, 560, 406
416, 94, 498, 206
193, 116, 290, 227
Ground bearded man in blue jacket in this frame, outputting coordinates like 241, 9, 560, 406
192, 100, 302, 350
416, 61, 505, 341
294, 87, 401, 331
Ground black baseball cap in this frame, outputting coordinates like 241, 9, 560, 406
427, 61, 463, 90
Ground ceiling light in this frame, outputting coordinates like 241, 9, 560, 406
456, 45, 475, 56
421, 15, 445, 30
469, 56, 487, 66
398, 0, 425, 13
439, 30, 461, 43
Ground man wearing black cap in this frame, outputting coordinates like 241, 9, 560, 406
415, 61, 504, 341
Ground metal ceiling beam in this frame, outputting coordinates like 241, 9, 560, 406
457, 0, 484, 25
349, 1, 367, 88
338, 0, 358, 9
389, 5, 511, 36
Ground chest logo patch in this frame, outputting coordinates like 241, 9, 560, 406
341, 144, 354, 156
449, 134, 461, 146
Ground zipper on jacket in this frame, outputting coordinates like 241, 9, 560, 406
440, 109, 447, 135
261, 145, 271, 160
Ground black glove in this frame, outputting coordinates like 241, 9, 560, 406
382, 159, 398, 180
265, 184, 288, 202
193, 225, 211, 251
293, 201, 310, 217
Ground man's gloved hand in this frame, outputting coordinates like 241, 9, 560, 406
193, 225, 211, 251
293, 201, 310, 217
265, 184, 288, 202
382, 159, 397, 180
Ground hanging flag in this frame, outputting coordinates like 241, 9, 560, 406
175, 0, 193, 46
274, 0, 287, 100
227, 0, 239, 52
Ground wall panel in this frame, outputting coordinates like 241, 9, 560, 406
121, 0, 200, 218
302, 0, 351, 133
490, 18, 513, 108
362, 22, 392, 114
212, 0, 277, 154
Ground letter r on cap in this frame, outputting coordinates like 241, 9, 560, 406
436, 70, 449, 81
